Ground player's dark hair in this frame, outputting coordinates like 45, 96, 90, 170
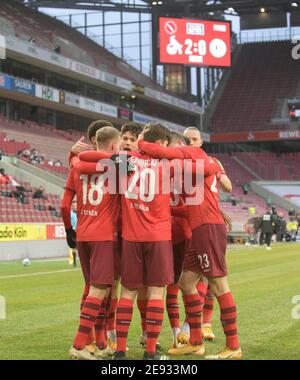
143, 122, 171, 144
121, 122, 143, 138
87, 120, 114, 142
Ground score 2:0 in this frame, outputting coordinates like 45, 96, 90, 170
184, 39, 206, 55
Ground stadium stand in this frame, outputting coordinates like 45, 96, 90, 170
235, 152, 300, 181
0, 0, 182, 95
211, 41, 300, 133
0, 171, 61, 223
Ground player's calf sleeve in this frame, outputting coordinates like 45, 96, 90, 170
137, 299, 148, 334
166, 285, 180, 329
217, 292, 240, 350
183, 294, 203, 346
107, 298, 118, 332
146, 299, 164, 354
94, 303, 107, 349
73, 296, 102, 350
116, 298, 133, 352
203, 286, 214, 325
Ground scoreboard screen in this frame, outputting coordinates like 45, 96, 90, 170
159, 17, 231, 67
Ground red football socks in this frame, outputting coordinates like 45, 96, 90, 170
183, 293, 203, 346
166, 284, 180, 329
107, 298, 118, 332
73, 296, 102, 350
196, 281, 208, 306
137, 299, 148, 334
203, 287, 214, 325
116, 298, 133, 352
94, 301, 107, 350
217, 292, 240, 350
146, 299, 164, 354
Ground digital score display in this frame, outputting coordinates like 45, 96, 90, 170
159, 17, 231, 67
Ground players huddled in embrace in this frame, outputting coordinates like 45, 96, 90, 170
61, 120, 242, 361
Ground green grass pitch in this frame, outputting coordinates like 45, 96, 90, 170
0, 243, 300, 360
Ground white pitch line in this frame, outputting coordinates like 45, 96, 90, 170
0, 268, 80, 280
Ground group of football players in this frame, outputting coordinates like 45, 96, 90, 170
61, 120, 242, 361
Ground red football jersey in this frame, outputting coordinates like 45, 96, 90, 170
138, 141, 225, 230
75, 150, 172, 242
170, 193, 192, 245
120, 151, 172, 242
65, 167, 119, 242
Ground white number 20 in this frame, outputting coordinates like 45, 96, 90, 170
125, 167, 156, 203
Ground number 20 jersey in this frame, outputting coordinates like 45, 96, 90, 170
121, 151, 172, 242
66, 167, 119, 242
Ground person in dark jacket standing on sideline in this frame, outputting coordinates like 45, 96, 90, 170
259, 208, 274, 250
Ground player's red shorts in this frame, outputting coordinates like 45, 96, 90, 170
113, 233, 122, 280
77, 241, 115, 286
183, 224, 228, 277
121, 240, 174, 289
173, 241, 187, 284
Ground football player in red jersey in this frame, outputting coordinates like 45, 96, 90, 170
74, 122, 222, 360
61, 127, 121, 360
165, 132, 192, 349
68, 119, 120, 356
138, 139, 242, 360
74, 122, 174, 360
118, 123, 153, 349
180, 127, 233, 343
179, 127, 216, 342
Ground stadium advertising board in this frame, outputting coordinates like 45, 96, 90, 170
0, 224, 66, 242
5, 36, 200, 113
0, 73, 11, 89
144, 87, 202, 114
7, 36, 69, 70
70, 61, 99, 79
0, 224, 46, 242
116, 76, 132, 91
101, 72, 116, 85
79, 96, 118, 118
212, 130, 300, 143
160, 17, 231, 67
11, 78, 35, 96
46, 224, 66, 240
36, 84, 59, 103
118, 107, 132, 121
101, 103, 118, 118
64, 92, 80, 107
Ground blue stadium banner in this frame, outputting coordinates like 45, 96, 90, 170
0, 73, 11, 89
11, 78, 35, 96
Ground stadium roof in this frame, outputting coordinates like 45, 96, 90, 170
21, 0, 300, 15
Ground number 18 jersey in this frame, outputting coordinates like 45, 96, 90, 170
66, 167, 119, 242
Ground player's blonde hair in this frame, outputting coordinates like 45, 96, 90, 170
96, 126, 120, 148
